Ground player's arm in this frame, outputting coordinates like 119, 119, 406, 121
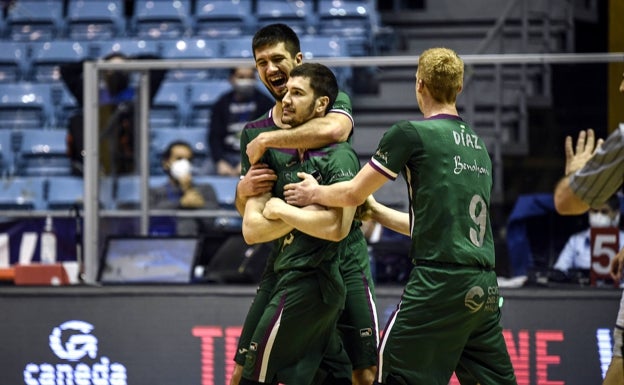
246, 111, 352, 164
610, 246, 624, 281
366, 195, 411, 236
242, 193, 293, 244
553, 176, 590, 215
285, 163, 389, 208
235, 163, 277, 215
263, 198, 356, 242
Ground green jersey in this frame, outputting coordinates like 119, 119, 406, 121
240, 90, 354, 176
267, 142, 361, 272
370, 115, 495, 268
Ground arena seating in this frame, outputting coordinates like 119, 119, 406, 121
0, 0, 380, 212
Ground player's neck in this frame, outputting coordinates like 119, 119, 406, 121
423, 103, 458, 118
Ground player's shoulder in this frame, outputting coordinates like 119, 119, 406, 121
243, 109, 274, 130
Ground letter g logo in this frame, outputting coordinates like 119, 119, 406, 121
49, 320, 98, 361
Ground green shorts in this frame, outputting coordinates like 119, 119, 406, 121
377, 265, 516, 385
338, 229, 378, 369
243, 266, 345, 384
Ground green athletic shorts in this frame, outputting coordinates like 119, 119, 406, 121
377, 264, 517, 385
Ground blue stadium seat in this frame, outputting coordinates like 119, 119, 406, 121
66, 0, 127, 40
187, 79, 231, 127
47, 175, 110, 210
300, 35, 353, 90
220, 36, 253, 59
151, 127, 209, 175
256, 0, 316, 36
300, 35, 347, 58
0, 130, 16, 177
160, 38, 222, 81
148, 175, 168, 188
46, 175, 84, 210
29, 40, 88, 83
317, 0, 372, 56
50, 83, 80, 130
13, 129, 72, 176
87, 39, 160, 59
0, 176, 47, 210
110, 174, 141, 209
194, 0, 254, 38
132, 0, 192, 39
0, 83, 54, 129
98, 176, 116, 210
194, 175, 239, 208
318, 0, 372, 37
0, 41, 29, 83
150, 81, 191, 128
5, 0, 65, 41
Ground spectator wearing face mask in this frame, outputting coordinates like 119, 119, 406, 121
208, 66, 273, 176
149, 140, 220, 236
61, 52, 166, 176
553, 194, 624, 275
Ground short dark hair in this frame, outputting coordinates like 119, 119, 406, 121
289, 63, 338, 114
252, 23, 300, 59
162, 140, 192, 161
103, 52, 128, 61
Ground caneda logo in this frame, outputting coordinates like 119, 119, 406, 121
23, 320, 128, 385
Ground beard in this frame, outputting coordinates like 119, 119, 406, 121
282, 103, 316, 127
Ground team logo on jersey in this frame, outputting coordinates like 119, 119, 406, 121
249, 342, 258, 352
464, 286, 485, 313
280, 233, 295, 253
359, 328, 373, 338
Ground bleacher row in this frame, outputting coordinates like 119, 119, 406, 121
0, 174, 239, 211
0, 0, 375, 44
0, 1, 377, 184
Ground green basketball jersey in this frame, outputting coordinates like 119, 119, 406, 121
370, 115, 495, 268
240, 90, 354, 176
267, 142, 361, 272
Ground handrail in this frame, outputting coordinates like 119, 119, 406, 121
90, 52, 624, 70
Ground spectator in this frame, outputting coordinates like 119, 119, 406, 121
149, 140, 220, 236
61, 52, 166, 176
553, 195, 624, 275
209, 66, 273, 176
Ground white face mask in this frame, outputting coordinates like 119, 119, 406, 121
589, 212, 620, 228
170, 159, 192, 180
233, 78, 256, 98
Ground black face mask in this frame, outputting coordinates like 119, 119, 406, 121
105, 71, 130, 96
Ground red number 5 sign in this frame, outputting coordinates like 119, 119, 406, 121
590, 227, 620, 287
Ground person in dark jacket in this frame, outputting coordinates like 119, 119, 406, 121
208, 66, 273, 176
61, 52, 166, 176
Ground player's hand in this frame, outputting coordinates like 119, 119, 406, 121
229, 364, 243, 385
564, 128, 604, 176
610, 247, 624, 282
237, 164, 277, 199
262, 197, 286, 220
284, 172, 318, 206
246, 134, 268, 165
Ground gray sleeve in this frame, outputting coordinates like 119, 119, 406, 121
570, 124, 624, 207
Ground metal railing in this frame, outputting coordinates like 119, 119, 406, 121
80, 52, 624, 283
